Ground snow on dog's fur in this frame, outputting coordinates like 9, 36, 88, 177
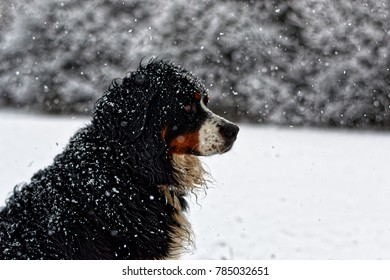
0, 60, 239, 259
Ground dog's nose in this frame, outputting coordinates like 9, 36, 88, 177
219, 123, 239, 141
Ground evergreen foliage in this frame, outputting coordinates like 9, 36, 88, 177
1, 0, 389, 128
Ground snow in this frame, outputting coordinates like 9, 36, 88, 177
1, 111, 390, 259
186, 124, 390, 259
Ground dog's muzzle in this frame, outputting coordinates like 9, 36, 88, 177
197, 115, 239, 156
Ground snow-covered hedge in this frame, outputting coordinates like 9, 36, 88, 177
1, 0, 389, 128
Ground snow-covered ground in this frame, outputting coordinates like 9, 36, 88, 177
1, 111, 390, 259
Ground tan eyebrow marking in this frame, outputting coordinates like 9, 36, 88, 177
194, 92, 202, 101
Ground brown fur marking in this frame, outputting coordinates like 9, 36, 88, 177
168, 131, 200, 155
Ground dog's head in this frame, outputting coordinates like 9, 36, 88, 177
93, 59, 239, 157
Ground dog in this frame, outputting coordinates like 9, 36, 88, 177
0, 59, 239, 259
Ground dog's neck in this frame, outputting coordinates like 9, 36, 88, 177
169, 154, 207, 194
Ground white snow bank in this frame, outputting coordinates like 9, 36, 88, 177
1, 111, 390, 259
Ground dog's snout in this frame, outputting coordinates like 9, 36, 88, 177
219, 123, 239, 141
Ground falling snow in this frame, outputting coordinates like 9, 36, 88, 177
0, 0, 389, 127
1, 113, 390, 259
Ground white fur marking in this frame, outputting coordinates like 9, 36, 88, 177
197, 99, 234, 155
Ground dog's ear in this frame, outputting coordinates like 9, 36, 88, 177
121, 72, 156, 140
93, 71, 156, 141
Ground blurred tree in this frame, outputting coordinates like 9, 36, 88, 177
0, 0, 159, 113
0, 0, 389, 128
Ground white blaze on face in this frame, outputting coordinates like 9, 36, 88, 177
197, 99, 234, 156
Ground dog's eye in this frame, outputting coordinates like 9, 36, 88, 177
183, 104, 196, 114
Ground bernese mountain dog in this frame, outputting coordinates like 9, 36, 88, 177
0, 59, 239, 259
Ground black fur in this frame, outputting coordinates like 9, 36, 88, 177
0, 60, 213, 259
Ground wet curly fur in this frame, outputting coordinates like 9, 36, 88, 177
0, 60, 239, 259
